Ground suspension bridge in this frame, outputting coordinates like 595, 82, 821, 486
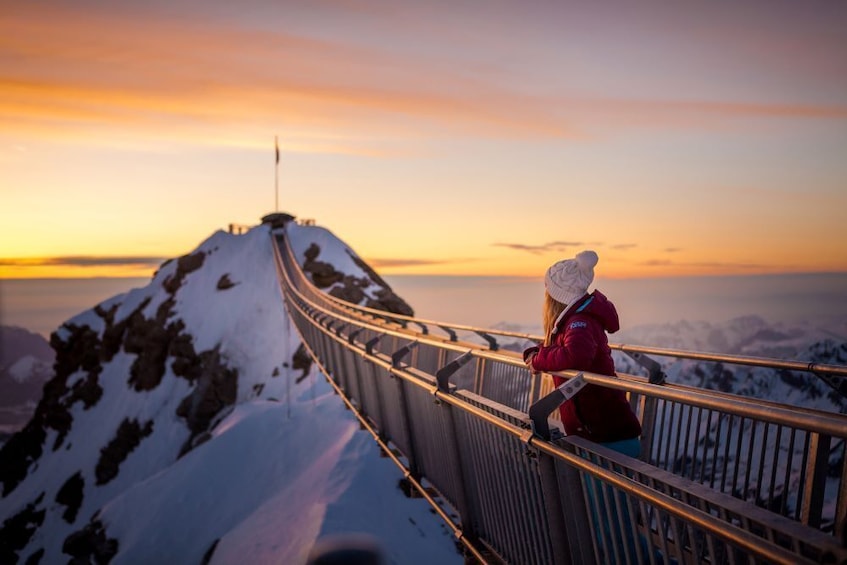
271, 227, 847, 565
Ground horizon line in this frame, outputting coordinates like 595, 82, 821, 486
3, 270, 847, 282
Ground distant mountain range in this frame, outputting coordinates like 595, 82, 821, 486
0, 326, 54, 438
613, 315, 847, 414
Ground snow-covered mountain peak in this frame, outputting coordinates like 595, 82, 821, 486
0, 218, 461, 565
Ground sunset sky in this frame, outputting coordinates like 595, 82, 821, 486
2, 0, 846, 279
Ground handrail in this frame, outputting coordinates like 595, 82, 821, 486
278, 249, 847, 379
283, 266, 847, 437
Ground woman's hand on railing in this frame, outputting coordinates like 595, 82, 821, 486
523, 345, 540, 374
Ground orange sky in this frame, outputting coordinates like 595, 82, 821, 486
2, 1, 846, 279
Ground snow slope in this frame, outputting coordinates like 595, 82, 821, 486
0, 221, 461, 564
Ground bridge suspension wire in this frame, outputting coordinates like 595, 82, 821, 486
272, 229, 847, 565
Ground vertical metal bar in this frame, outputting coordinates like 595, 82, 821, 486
742, 421, 757, 505
535, 451, 572, 564
708, 410, 722, 489
800, 432, 831, 528
779, 428, 799, 519
754, 422, 770, 516
767, 425, 783, 516
474, 357, 486, 396
504, 440, 543, 563
663, 400, 678, 470
529, 371, 542, 406
362, 353, 383, 427
556, 457, 597, 564
681, 404, 694, 479
795, 430, 812, 522
729, 416, 746, 499
581, 461, 606, 561
393, 371, 420, 478
651, 399, 668, 467
697, 409, 712, 485
835, 440, 847, 549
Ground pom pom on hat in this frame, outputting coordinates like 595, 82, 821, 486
545, 250, 598, 307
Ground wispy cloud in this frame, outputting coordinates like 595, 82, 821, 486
610, 243, 638, 251
493, 241, 584, 255
5, 2, 844, 156
0, 256, 166, 268
366, 257, 472, 269
638, 259, 770, 270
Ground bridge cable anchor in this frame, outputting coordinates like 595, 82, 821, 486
528, 372, 588, 441
392, 341, 420, 368
435, 351, 475, 393
623, 350, 667, 385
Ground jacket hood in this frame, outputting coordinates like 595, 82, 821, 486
556, 289, 620, 334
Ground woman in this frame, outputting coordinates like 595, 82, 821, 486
523, 250, 642, 457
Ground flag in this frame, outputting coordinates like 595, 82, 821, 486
275, 136, 279, 164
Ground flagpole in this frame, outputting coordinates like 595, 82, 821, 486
274, 135, 279, 212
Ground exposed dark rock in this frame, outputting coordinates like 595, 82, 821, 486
175, 347, 238, 456
125, 299, 186, 391
201, 538, 220, 565
56, 471, 85, 523
366, 288, 414, 317
97, 298, 150, 363
272, 367, 280, 377
69, 373, 103, 410
261, 212, 295, 229
346, 249, 391, 289
51, 324, 102, 383
62, 519, 118, 565
16, 322, 107, 455
95, 419, 154, 486
328, 275, 367, 304
94, 303, 121, 361
397, 477, 414, 498
292, 343, 312, 382
303, 261, 344, 289
0, 419, 46, 496
169, 333, 196, 364
216, 274, 237, 290
301, 243, 345, 288
0, 492, 46, 564
24, 548, 44, 565
301, 245, 414, 316
303, 243, 320, 262
162, 251, 206, 294
153, 258, 173, 279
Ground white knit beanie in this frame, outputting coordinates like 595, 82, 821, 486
544, 250, 599, 307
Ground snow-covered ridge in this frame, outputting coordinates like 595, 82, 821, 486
0, 219, 462, 565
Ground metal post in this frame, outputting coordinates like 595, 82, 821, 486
623, 351, 666, 462
274, 135, 280, 212
527, 374, 589, 564
801, 432, 831, 528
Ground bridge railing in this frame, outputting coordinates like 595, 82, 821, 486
274, 231, 847, 563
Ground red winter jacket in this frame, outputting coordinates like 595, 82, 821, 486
524, 290, 642, 443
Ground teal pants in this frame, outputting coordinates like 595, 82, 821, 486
585, 438, 643, 564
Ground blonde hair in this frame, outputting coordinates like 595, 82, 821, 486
543, 291, 567, 346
